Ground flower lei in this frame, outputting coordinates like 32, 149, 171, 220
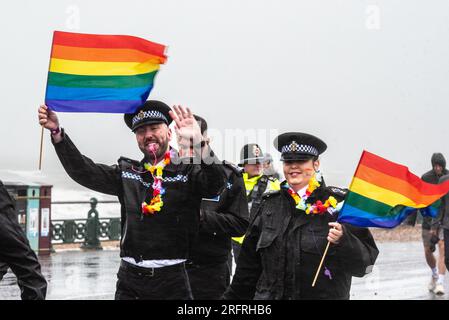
141, 151, 171, 215
286, 174, 339, 215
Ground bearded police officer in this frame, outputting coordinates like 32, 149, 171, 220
224, 132, 378, 300
0, 180, 47, 300
231, 144, 280, 263
185, 115, 249, 299
38, 101, 224, 300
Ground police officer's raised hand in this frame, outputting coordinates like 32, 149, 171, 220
38, 105, 62, 142
169, 105, 203, 149
328, 222, 343, 244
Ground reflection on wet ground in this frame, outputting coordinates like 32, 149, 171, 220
350, 241, 448, 300
1, 249, 119, 300
1, 242, 448, 300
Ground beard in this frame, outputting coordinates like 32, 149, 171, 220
139, 135, 170, 162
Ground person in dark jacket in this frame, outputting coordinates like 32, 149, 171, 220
413, 153, 448, 294
38, 101, 224, 300
223, 132, 378, 300
0, 180, 47, 300
434, 173, 449, 293
185, 115, 249, 300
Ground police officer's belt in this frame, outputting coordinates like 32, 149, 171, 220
120, 260, 185, 277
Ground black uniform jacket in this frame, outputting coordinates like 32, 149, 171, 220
189, 161, 249, 264
0, 181, 47, 300
224, 183, 379, 300
52, 130, 225, 261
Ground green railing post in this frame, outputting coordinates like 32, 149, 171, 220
81, 198, 103, 250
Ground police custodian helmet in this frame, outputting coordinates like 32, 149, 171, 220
274, 132, 327, 161
238, 143, 265, 166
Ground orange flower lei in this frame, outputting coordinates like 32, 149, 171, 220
304, 196, 338, 215
287, 174, 338, 215
141, 152, 171, 215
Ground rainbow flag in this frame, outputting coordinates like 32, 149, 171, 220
338, 151, 449, 228
45, 31, 167, 113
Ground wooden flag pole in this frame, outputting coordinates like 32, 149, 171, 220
38, 126, 44, 170
312, 240, 331, 287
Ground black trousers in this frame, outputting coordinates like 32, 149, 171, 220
115, 260, 193, 300
444, 229, 449, 271
186, 260, 230, 300
0, 212, 47, 300
0, 262, 8, 281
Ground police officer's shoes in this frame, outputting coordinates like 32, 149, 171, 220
434, 283, 445, 295
428, 276, 437, 292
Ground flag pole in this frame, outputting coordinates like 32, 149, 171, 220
39, 31, 55, 171
312, 240, 330, 287
311, 151, 366, 286
38, 127, 44, 171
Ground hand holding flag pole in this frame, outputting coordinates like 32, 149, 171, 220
38, 105, 62, 169
312, 222, 343, 287
39, 31, 168, 170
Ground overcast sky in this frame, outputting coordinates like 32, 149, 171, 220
1, 0, 449, 195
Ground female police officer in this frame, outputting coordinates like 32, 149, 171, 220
224, 132, 379, 300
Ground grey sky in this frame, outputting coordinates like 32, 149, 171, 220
1, 0, 449, 194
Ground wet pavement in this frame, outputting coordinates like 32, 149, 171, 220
1, 241, 448, 300
0, 249, 119, 300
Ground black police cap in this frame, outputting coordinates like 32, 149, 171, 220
273, 132, 327, 161
124, 100, 173, 132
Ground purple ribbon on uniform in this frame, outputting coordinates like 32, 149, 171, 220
324, 266, 332, 280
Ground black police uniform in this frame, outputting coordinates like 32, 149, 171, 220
231, 144, 278, 263
223, 132, 379, 300
51, 101, 224, 300
0, 180, 47, 300
186, 161, 249, 299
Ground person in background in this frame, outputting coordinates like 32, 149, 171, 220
421, 153, 447, 295
263, 152, 281, 180
434, 172, 449, 295
231, 144, 280, 263
185, 115, 249, 299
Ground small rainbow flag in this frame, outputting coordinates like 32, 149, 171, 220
45, 31, 167, 113
338, 151, 449, 228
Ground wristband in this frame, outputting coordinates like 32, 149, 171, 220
51, 127, 61, 135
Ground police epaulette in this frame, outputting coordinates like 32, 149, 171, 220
267, 176, 278, 182
118, 156, 141, 168
222, 160, 243, 176
327, 186, 348, 197
262, 190, 281, 199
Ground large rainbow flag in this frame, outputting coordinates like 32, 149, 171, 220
338, 151, 449, 228
45, 31, 167, 113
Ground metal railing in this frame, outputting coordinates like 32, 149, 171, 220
50, 198, 121, 248
51, 218, 121, 243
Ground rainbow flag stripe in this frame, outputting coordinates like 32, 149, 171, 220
338, 151, 449, 228
45, 31, 167, 113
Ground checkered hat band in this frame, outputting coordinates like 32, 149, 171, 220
281, 144, 318, 156
132, 111, 168, 125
